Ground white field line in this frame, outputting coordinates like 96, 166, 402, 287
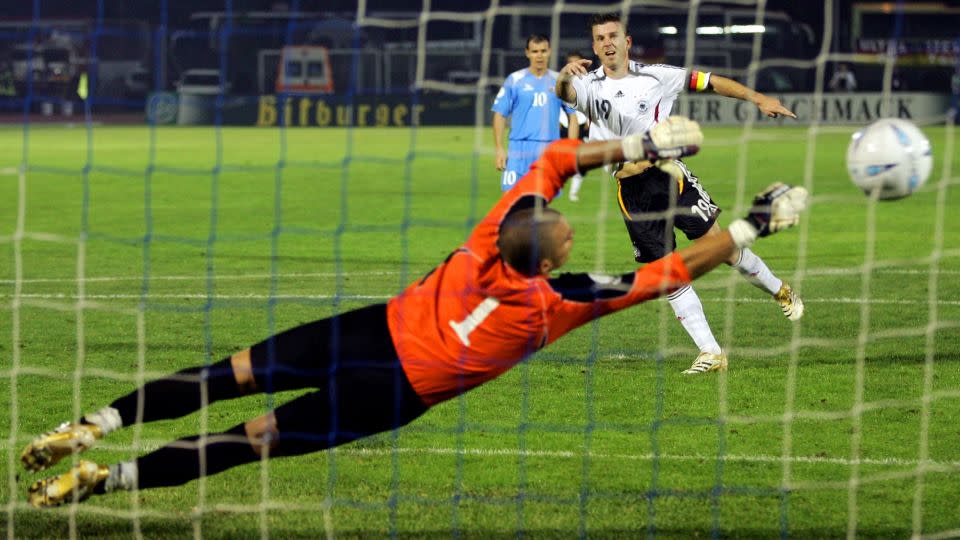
0, 433, 952, 470
2, 265, 960, 286
0, 271, 404, 284
337, 446, 960, 470
4, 292, 960, 307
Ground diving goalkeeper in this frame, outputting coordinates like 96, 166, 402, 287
21, 117, 808, 507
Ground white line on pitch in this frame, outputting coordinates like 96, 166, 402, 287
4, 292, 960, 306
0, 271, 406, 284
334, 446, 960, 469
4, 292, 393, 300
2, 267, 959, 285
6, 434, 943, 469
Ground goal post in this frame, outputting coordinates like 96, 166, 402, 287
3, 1, 958, 538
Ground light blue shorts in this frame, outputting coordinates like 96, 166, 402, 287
501, 140, 549, 191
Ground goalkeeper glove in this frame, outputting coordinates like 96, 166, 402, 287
728, 182, 809, 248
622, 116, 704, 162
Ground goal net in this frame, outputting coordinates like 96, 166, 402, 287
2, 0, 958, 538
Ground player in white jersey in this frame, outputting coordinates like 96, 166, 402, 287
556, 12, 804, 375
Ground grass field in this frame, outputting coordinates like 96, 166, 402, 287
0, 124, 958, 538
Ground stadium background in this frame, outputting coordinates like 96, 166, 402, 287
1, 0, 958, 538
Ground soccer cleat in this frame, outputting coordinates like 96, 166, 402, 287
27, 460, 108, 508
21, 422, 103, 472
775, 282, 804, 321
569, 192, 580, 202
682, 351, 728, 375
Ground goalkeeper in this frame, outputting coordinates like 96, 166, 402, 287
21, 118, 807, 507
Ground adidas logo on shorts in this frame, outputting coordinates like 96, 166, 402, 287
614, 90, 625, 98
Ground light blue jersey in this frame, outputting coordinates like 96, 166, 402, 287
493, 68, 574, 191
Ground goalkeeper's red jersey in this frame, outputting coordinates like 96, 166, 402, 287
387, 139, 692, 406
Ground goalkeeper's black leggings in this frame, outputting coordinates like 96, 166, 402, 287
97, 303, 429, 489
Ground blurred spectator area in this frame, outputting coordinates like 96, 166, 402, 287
0, 2, 957, 107
847, 1, 960, 92
0, 18, 150, 107
0, 6, 819, 102
201, 6, 821, 95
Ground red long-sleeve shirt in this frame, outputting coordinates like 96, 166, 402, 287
387, 139, 691, 406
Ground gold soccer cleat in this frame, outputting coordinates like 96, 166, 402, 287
775, 282, 805, 321
27, 460, 109, 508
682, 351, 728, 375
21, 422, 103, 472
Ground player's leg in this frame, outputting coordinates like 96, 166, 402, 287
568, 124, 589, 201
27, 360, 427, 506
568, 172, 585, 202
616, 171, 724, 373
503, 140, 548, 192
21, 304, 392, 471
675, 162, 803, 321
654, 162, 731, 373
696, 222, 804, 321
730, 235, 804, 320
501, 140, 526, 191
27, 305, 426, 506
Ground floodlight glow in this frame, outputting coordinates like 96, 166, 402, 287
695, 26, 724, 35
729, 24, 766, 34
661, 24, 767, 36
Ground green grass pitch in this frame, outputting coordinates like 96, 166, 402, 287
0, 124, 958, 538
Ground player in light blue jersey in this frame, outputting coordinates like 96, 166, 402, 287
493, 34, 579, 191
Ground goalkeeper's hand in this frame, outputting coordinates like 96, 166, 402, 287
621, 116, 704, 162
728, 182, 810, 248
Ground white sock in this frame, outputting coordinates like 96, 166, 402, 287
83, 406, 122, 435
104, 461, 138, 492
732, 248, 783, 296
569, 174, 584, 197
667, 285, 722, 355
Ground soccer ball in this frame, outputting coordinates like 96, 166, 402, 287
846, 118, 933, 200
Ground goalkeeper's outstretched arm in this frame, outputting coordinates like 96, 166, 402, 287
679, 182, 808, 279
574, 116, 704, 172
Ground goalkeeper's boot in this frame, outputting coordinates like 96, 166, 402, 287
683, 351, 728, 375
27, 460, 108, 508
775, 282, 804, 321
21, 422, 103, 472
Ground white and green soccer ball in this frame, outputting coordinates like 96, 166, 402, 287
846, 118, 933, 200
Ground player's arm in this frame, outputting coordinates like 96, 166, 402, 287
556, 59, 592, 105
707, 74, 797, 119
465, 117, 704, 259
681, 183, 808, 276
566, 113, 579, 140
493, 112, 508, 171
576, 116, 703, 168
546, 182, 809, 342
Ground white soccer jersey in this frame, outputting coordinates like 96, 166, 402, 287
566, 60, 710, 141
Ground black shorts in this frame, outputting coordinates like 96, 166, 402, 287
247, 303, 429, 449
616, 161, 721, 263
560, 122, 589, 141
